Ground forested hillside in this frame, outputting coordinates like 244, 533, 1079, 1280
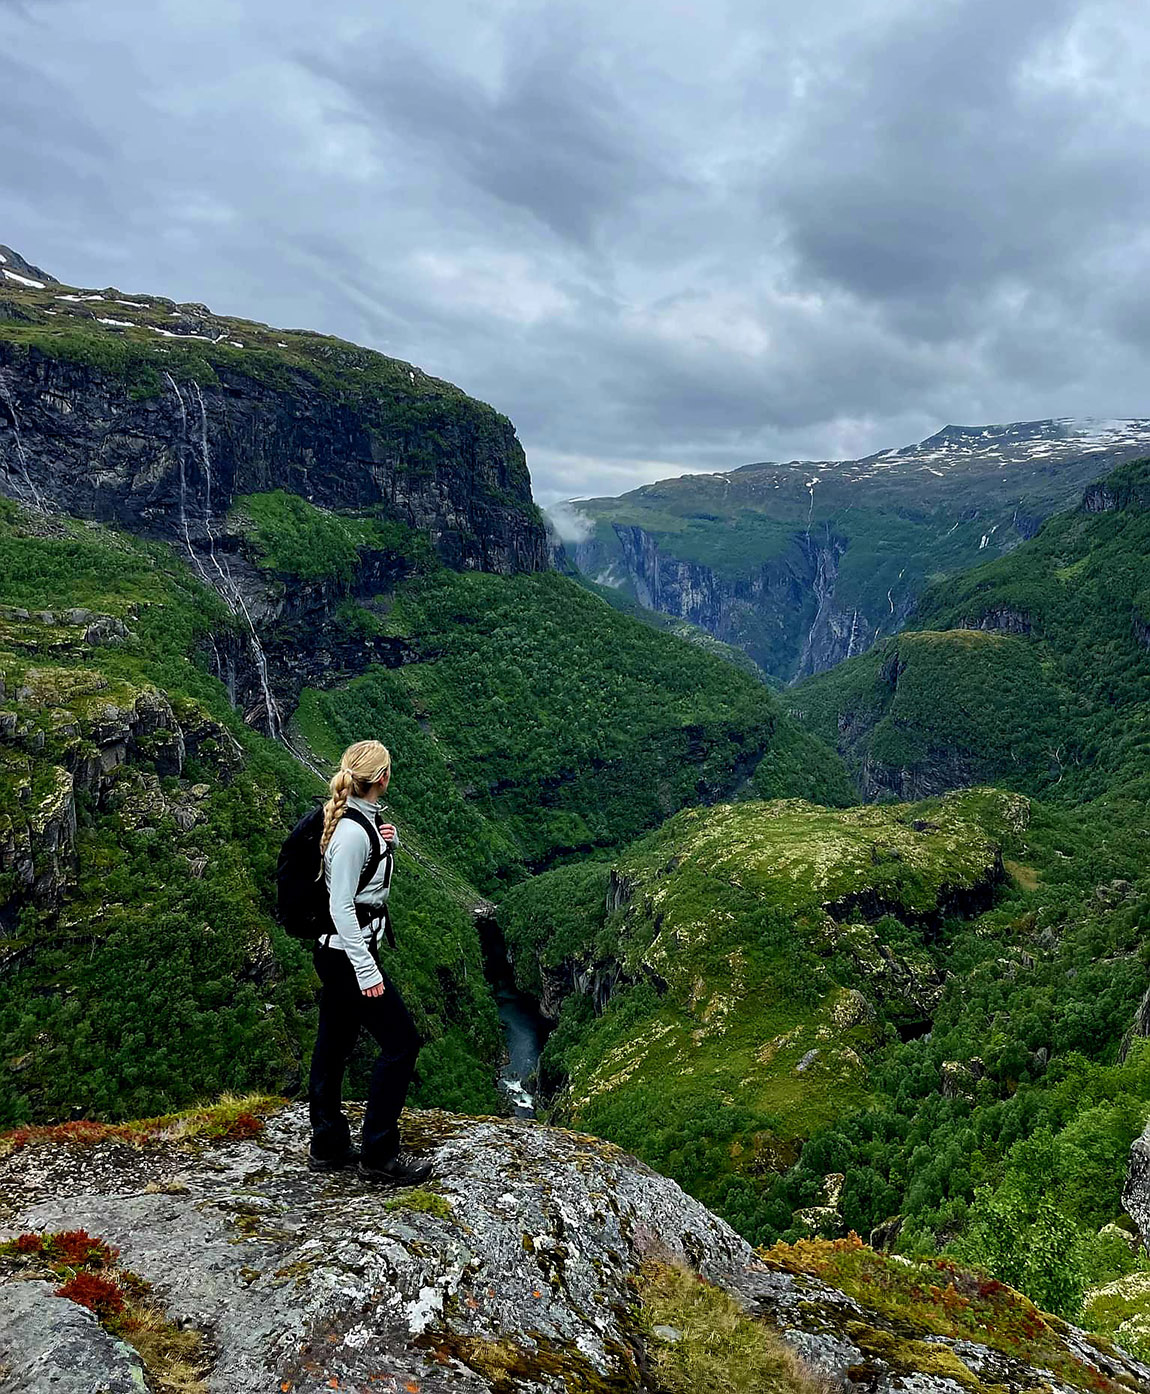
495, 460, 1150, 1341
0, 486, 844, 1128
794, 458, 1150, 805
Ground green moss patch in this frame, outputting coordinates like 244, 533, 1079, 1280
384, 1187, 453, 1220
638, 1260, 817, 1394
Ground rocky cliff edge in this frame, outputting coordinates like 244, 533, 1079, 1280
2, 1104, 1147, 1394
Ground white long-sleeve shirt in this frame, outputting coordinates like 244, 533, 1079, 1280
323, 795, 398, 991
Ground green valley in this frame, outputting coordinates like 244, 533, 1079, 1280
4, 249, 1150, 1359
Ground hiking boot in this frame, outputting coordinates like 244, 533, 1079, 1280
307, 1145, 361, 1172
358, 1150, 433, 1186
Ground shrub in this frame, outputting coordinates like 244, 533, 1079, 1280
55, 1271, 128, 1322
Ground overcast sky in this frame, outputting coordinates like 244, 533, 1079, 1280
3, 0, 1149, 503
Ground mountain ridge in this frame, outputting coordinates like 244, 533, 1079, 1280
557, 417, 1150, 681
0, 243, 546, 577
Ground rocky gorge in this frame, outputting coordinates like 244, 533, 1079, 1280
5, 240, 1150, 1388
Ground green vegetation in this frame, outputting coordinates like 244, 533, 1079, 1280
500, 790, 1017, 1233
0, 485, 845, 1129
1085, 1268, 1150, 1362
574, 573, 778, 685
797, 459, 1150, 805
638, 1261, 814, 1394
230, 490, 435, 583
794, 628, 1065, 797
655, 460, 1150, 1334
384, 1187, 454, 1219
292, 567, 842, 883
0, 499, 503, 1126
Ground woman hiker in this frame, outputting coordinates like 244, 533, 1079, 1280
308, 739, 431, 1185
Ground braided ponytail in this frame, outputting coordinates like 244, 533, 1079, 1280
319, 769, 355, 858
318, 739, 392, 860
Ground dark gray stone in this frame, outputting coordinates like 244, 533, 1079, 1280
0, 1281, 147, 1393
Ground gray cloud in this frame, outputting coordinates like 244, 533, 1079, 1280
304, 22, 678, 247
2, 0, 1149, 504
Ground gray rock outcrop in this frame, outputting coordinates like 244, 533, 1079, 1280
0, 1280, 148, 1394
1123, 1121, 1150, 1252
3, 1105, 1147, 1394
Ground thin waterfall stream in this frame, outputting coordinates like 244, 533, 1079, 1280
164, 375, 281, 737
0, 372, 46, 511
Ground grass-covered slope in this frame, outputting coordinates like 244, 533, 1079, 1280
794, 458, 1150, 804
696, 467, 1150, 1323
497, 789, 1020, 1235
0, 499, 503, 1126
499, 767, 1150, 1339
290, 565, 852, 885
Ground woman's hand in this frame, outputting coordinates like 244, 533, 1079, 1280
379, 822, 397, 843
362, 982, 386, 999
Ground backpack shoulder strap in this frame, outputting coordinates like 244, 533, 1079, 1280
342, 806, 383, 892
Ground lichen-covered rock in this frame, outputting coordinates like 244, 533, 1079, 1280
2, 1106, 1145, 1394
0, 1280, 149, 1393
1123, 1121, 1150, 1253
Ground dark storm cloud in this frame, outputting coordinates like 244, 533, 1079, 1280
2, 0, 1149, 503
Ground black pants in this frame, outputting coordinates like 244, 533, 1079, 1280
308, 944, 422, 1165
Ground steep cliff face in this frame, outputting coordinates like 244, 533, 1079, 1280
795, 459, 1150, 805
612, 524, 868, 678
2, 1103, 1144, 1394
0, 249, 546, 576
559, 420, 1150, 682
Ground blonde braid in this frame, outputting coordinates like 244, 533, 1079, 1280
318, 739, 392, 860
319, 769, 355, 859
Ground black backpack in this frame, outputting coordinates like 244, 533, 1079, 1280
275, 805, 392, 943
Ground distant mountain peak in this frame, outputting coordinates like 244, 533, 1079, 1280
0, 245, 58, 289
559, 415, 1150, 682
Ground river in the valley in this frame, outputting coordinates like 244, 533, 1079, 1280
477, 913, 550, 1118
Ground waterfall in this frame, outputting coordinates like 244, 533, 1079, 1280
797, 522, 836, 678
0, 372, 46, 511
164, 374, 215, 588
192, 382, 281, 740
165, 374, 281, 738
